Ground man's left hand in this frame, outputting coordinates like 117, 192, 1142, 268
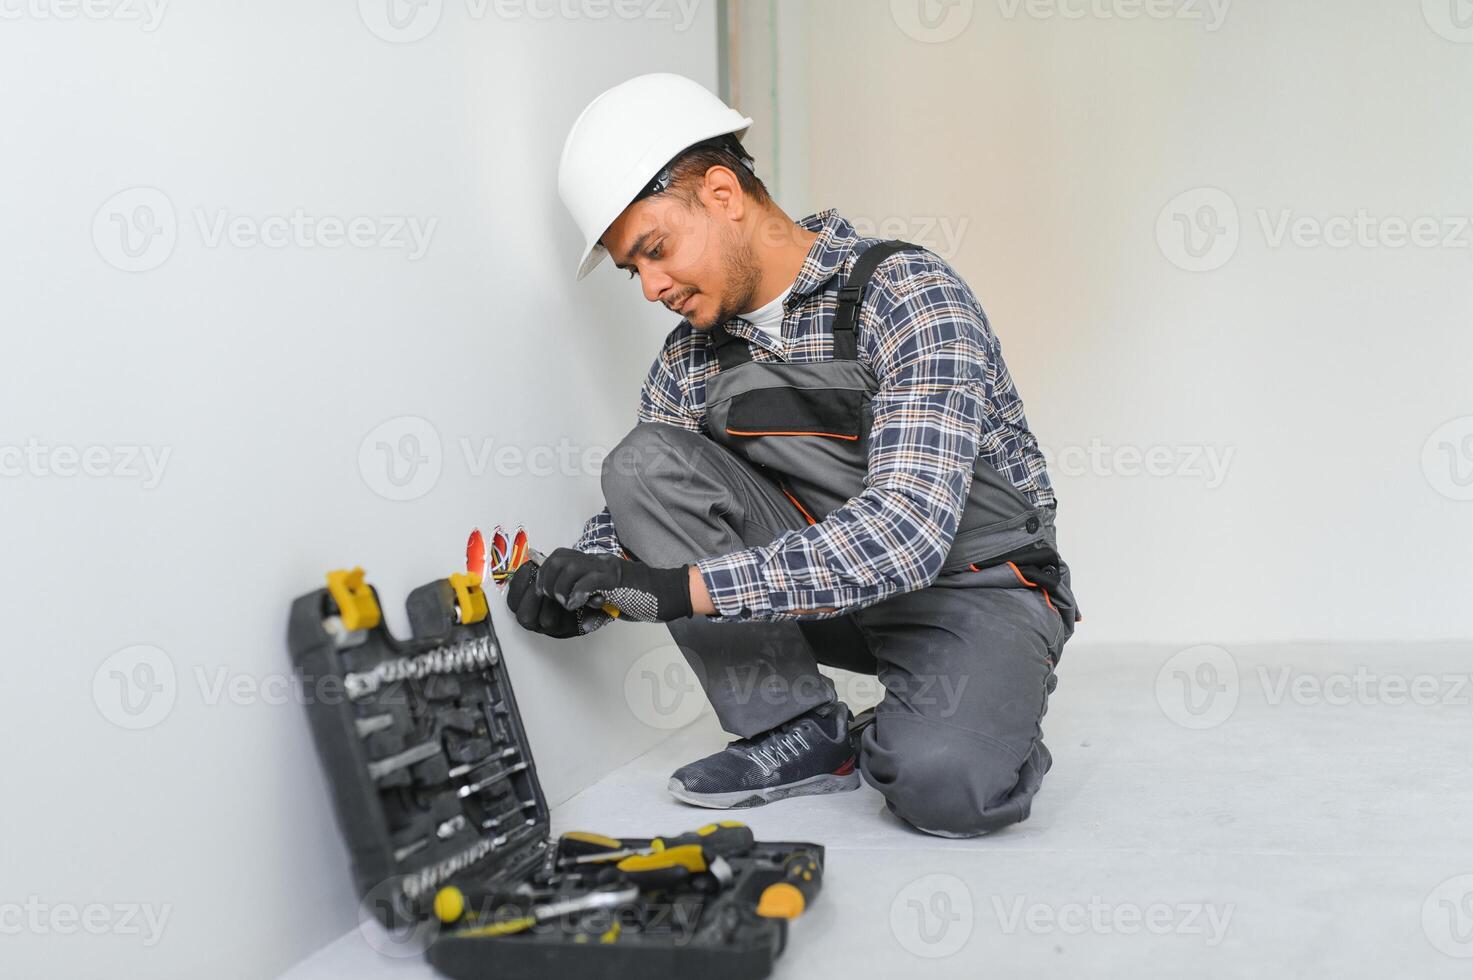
534, 548, 694, 623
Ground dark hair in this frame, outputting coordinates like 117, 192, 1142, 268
633, 133, 772, 209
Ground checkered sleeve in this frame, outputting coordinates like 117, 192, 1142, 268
575, 333, 700, 559
694, 269, 987, 621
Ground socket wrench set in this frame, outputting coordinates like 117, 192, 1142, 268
288, 567, 824, 979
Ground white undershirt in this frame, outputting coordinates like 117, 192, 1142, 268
736, 284, 793, 345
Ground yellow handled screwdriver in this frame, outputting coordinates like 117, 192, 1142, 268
452, 884, 639, 937
564, 821, 754, 866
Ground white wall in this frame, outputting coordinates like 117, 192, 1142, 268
0, 3, 717, 977
760, 0, 1473, 644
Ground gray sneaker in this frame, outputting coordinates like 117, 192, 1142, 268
666, 702, 860, 809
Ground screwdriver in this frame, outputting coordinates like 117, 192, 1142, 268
564, 821, 754, 865
755, 850, 823, 920
452, 885, 639, 937
606, 847, 735, 893
456, 761, 529, 799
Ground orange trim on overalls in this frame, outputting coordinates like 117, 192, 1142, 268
1005, 560, 1058, 613
781, 486, 818, 525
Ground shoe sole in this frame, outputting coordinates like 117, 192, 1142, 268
666, 770, 861, 810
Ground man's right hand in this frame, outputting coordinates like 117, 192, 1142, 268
506, 561, 612, 637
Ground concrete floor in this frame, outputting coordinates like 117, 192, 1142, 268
281, 643, 1473, 979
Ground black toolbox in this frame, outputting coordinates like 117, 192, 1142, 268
287, 567, 824, 980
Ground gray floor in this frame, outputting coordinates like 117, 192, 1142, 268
282, 643, 1473, 978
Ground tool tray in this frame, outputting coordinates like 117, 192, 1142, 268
288, 569, 821, 980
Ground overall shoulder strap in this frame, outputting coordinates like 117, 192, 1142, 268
832, 239, 926, 360
705, 320, 754, 371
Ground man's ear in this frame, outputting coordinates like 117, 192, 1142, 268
699, 164, 746, 222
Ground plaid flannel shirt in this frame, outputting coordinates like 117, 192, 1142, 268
574, 208, 1054, 623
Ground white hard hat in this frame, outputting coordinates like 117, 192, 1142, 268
558, 72, 753, 281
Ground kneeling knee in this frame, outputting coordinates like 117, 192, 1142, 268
601, 422, 693, 503
870, 727, 1037, 838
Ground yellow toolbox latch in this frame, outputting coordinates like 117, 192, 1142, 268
449, 572, 489, 625
325, 567, 382, 632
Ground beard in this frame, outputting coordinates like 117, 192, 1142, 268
688, 220, 762, 331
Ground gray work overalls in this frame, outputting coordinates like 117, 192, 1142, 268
600, 238, 1079, 835
701, 239, 1079, 625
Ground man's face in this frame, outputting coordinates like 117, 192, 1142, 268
602, 188, 760, 331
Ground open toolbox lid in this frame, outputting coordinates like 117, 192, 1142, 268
287, 569, 553, 929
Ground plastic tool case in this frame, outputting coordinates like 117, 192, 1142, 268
288, 568, 823, 980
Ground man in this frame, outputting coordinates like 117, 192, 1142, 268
507, 72, 1080, 838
